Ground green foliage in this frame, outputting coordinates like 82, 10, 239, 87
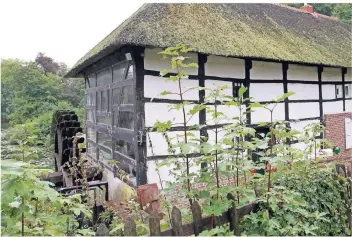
242, 163, 350, 236
283, 3, 352, 24
151, 44, 348, 236
1, 160, 93, 236
1, 58, 85, 142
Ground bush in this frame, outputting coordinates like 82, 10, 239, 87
241, 162, 350, 236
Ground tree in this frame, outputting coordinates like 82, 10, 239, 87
282, 3, 352, 24
35, 52, 60, 75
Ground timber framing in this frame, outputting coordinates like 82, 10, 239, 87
81, 44, 350, 187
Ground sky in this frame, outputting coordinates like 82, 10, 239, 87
1, 0, 349, 68
0, 0, 143, 67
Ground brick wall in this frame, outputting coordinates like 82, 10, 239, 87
324, 112, 352, 160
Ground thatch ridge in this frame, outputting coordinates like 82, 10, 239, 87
66, 3, 352, 77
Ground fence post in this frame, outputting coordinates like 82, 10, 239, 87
227, 193, 240, 236
124, 216, 136, 236
171, 206, 183, 236
191, 200, 203, 236
149, 212, 161, 236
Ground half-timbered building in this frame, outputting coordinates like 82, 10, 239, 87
65, 3, 352, 199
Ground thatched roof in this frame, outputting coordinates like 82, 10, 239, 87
66, 3, 352, 77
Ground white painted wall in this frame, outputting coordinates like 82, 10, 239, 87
289, 102, 320, 119
290, 119, 320, 134
205, 80, 233, 101
322, 67, 341, 81
147, 158, 201, 188
322, 84, 337, 100
250, 83, 284, 101
288, 83, 319, 100
323, 101, 344, 114
291, 141, 321, 159
144, 48, 198, 75
206, 105, 244, 125
145, 102, 199, 127
287, 64, 317, 81
205, 55, 245, 79
146, 130, 200, 156
251, 103, 285, 123
251, 61, 282, 80
346, 100, 352, 112
144, 75, 199, 100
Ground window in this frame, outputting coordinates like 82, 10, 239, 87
121, 86, 133, 104
126, 64, 134, 80
97, 132, 112, 150
97, 68, 112, 86
345, 84, 352, 98
97, 115, 112, 125
112, 88, 119, 105
115, 139, 135, 158
345, 118, 352, 149
86, 93, 95, 105
113, 61, 128, 82
97, 91, 102, 111
87, 143, 97, 158
101, 90, 108, 111
233, 82, 242, 98
87, 127, 96, 141
86, 110, 95, 122
336, 85, 343, 98
99, 149, 112, 160
118, 111, 134, 129
87, 74, 96, 88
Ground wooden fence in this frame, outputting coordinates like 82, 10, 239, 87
122, 196, 258, 236
95, 163, 352, 236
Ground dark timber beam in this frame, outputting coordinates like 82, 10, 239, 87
244, 59, 252, 124
198, 54, 207, 140
318, 66, 324, 120
342, 67, 347, 112
283, 63, 289, 121
133, 46, 148, 186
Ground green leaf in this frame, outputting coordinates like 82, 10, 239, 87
160, 69, 169, 76
275, 91, 295, 102
238, 85, 247, 97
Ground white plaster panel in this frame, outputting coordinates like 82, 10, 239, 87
287, 64, 318, 81
322, 67, 341, 81
205, 55, 245, 79
323, 101, 344, 115
250, 83, 284, 101
207, 129, 232, 149
288, 83, 319, 100
251, 61, 283, 80
144, 75, 199, 100
289, 102, 319, 120
346, 68, 352, 81
290, 120, 320, 133
144, 48, 198, 75
322, 84, 337, 100
291, 141, 321, 159
145, 103, 199, 127
146, 131, 200, 156
206, 105, 244, 125
205, 80, 233, 101
346, 100, 352, 112
147, 158, 201, 188
251, 103, 285, 123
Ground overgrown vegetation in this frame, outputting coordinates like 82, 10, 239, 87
1, 54, 85, 160
1, 44, 350, 236
148, 44, 350, 236
283, 3, 352, 24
